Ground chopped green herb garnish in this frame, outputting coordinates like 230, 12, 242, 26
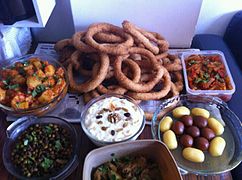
32, 90, 38, 97
8, 84, 19, 89
27, 135, 33, 142
2, 80, 8, 85
194, 77, 209, 84
111, 174, 117, 180
31, 131, 36, 137
2, 76, 11, 86
16, 102, 20, 108
194, 78, 202, 84
42, 63, 46, 69
29, 156, 35, 162
188, 60, 197, 66
134, 167, 142, 175
203, 59, 210, 66
44, 126, 52, 134
36, 84, 45, 92
32, 84, 46, 97
98, 165, 109, 173
123, 156, 132, 164
41, 157, 53, 170
43, 77, 48, 81
203, 72, 210, 79
215, 73, 224, 83
53, 75, 59, 81
54, 140, 62, 151
109, 170, 122, 180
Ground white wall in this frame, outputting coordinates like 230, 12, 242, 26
70, 0, 202, 48
31, 0, 75, 42
196, 0, 242, 36
31, 0, 242, 47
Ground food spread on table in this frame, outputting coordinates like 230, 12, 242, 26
11, 123, 73, 177
83, 96, 143, 142
92, 154, 162, 180
0, 20, 241, 179
160, 106, 226, 163
0, 57, 66, 110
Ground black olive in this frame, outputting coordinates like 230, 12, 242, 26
96, 115, 102, 119
111, 130, 115, 136
124, 112, 130, 117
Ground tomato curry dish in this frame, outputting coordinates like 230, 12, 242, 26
185, 54, 233, 91
0, 57, 66, 110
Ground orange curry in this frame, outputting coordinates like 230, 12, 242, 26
0, 57, 66, 110
185, 54, 233, 91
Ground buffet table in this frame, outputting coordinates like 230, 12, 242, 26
0, 111, 233, 180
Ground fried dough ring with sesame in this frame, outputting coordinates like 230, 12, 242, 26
97, 58, 141, 94
72, 31, 97, 53
94, 32, 124, 43
68, 52, 110, 93
85, 23, 134, 55
162, 54, 182, 72
122, 20, 160, 55
170, 71, 184, 92
127, 66, 172, 100
54, 39, 75, 66
54, 39, 72, 52
114, 47, 164, 92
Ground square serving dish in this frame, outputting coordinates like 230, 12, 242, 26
181, 50, 236, 102
83, 140, 182, 180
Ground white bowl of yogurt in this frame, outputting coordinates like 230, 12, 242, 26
80, 94, 145, 146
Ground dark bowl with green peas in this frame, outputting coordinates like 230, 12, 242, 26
3, 116, 80, 180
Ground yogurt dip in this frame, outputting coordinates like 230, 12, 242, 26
83, 96, 144, 142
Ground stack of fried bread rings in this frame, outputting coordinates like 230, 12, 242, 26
54, 20, 183, 120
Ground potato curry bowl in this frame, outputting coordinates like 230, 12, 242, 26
0, 54, 68, 116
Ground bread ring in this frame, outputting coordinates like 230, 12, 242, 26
54, 39, 72, 52
127, 66, 172, 100
114, 47, 164, 92
170, 71, 183, 92
68, 53, 110, 93
97, 58, 141, 94
85, 23, 134, 55
122, 20, 159, 54
163, 54, 182, 72
72, 31, 97, 53
94, 32, 124, 43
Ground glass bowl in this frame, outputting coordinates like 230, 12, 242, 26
151, 94, 242, 175
80, 94, 145, 146
3, 116, 80, 180
0, 54, 69, 117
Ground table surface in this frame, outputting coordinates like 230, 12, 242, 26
0, 111, 233, 180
